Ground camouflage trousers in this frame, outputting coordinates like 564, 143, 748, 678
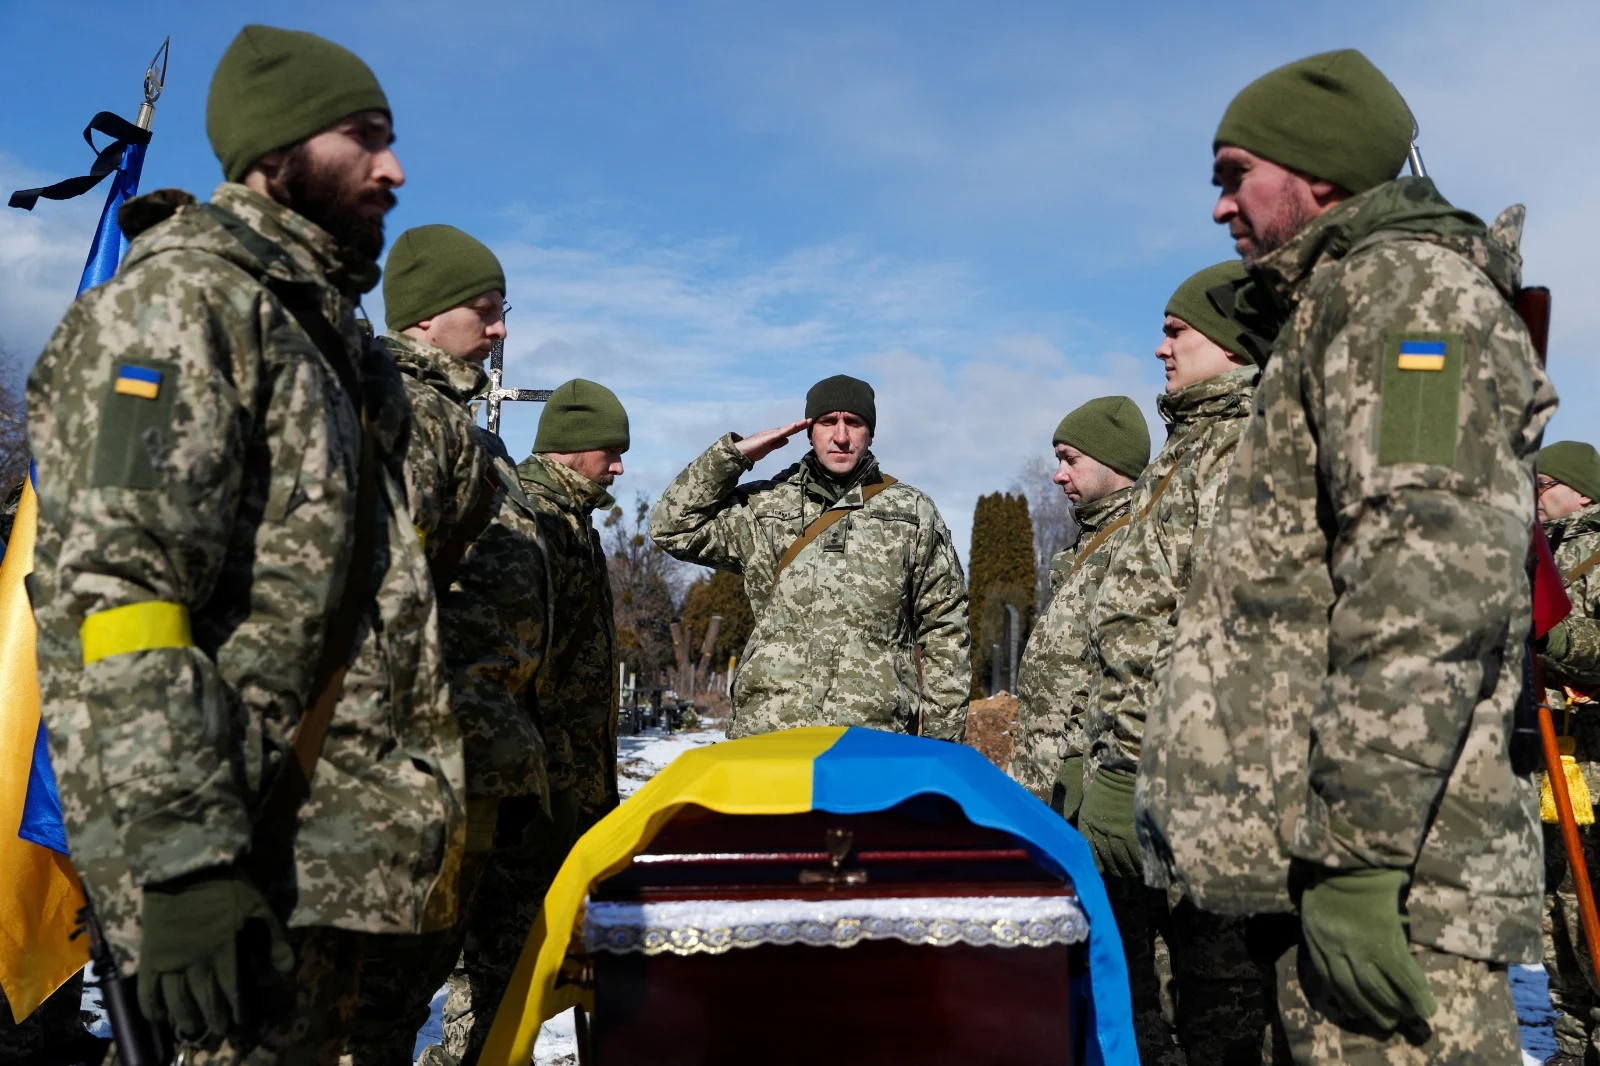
0, 970, 100, 1065
1545, 811, 1600, 1061
438, 796, 576, 1066
1248, 914, 1522, 1065
1102, 873, 1277, 1065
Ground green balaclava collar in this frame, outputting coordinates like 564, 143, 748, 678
1214, 49, 1413, 195
207, 25, 391, 183
535, 379, 630, 453
805, 374, 877, 435
1053, 396, 1151, 480
384, 225, 506, 332
1166, 260, 1261, 362
1542, 441, 1600, 505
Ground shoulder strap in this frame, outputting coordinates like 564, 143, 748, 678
773, 475, 898, 580
1065, 513, 1130, 582
1138, 465, 1179, 519
1566, 547, 1600, 586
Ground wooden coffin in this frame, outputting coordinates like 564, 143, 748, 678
570, 794, 1086, 1066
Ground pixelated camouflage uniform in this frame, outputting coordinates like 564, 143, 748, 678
437, 452, 621, 1064
1539, 501, 1600, 1062
1010, 486, 1134, 802
1079, 364, 1265, 1065
348, 331, 554, 1066
27, 184, 466, 1059
650, 438, 970, 739
1138, 180, 1556, 1064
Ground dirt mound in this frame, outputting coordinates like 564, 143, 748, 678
965, 692, 1019, 771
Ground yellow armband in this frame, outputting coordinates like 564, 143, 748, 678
79, 601, 193, 665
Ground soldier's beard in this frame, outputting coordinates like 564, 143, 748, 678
276, 148, 396, 262
1241, 197, 1318, 265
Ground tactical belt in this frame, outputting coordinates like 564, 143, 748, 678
199, 204, 382, 874
773, 474, 898, 579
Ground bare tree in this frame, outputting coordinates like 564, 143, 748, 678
1012, 456, 1078, 610
0, 338, 30, 550
604, 493, 689, 683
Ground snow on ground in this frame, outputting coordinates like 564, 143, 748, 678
615, 725, 726, 799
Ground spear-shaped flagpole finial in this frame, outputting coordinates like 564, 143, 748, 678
136, 36, 170, 132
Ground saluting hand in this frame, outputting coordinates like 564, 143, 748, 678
734, 419, 812, 463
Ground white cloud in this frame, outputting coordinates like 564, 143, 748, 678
0, 156, 101, 362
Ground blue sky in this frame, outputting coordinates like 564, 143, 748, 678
2, 0, 1596, 558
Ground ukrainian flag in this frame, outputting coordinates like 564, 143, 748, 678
482, 727, 1136, 1066
0, 474, 88, 1019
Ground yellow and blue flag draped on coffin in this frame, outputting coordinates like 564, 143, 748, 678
0, 476, 88, 1019
481, 726, 1137, 1066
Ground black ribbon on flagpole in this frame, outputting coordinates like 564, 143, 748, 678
8, 112, 153, 211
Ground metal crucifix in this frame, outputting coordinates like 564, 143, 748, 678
483, 336, 553, 435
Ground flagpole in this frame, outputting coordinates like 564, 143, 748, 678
76, 37, 168, 295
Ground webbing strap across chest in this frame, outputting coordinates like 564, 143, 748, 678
773, 475, 898, 579
1065, 514, 1130, 582
1566, 548, 1600, 586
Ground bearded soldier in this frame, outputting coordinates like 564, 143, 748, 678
26, 25, 465, 1065
1010, 396, 1149, 812
437, 381, 629, 1063
346, 226, 552, 1066
1076, 262, 1268, 1065
650, 374, 970, 739
1537, 441, 1600, 1066
1139, 50, 1557, 1063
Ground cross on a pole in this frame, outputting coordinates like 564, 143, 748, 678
484, 337, 553, 435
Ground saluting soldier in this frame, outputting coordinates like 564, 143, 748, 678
1010, 396, 1149, 812
650, 374, 971, 739
345, 226, 553, 1066
1078, 262, 1269, 1065
26, 25, 465, 1065
1139, 50, 1557, 1063
1536, 441, 1600, 1066
437, 381, 630, 1064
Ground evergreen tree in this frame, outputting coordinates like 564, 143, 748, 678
967, 492, 1036, 696
681, 569, 756, 668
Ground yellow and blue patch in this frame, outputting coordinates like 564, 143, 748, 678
1396, 338, 1448, 371
112, 365, 162, 400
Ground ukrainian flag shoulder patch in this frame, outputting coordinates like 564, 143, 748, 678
1378, 331, 1464, 467
1396, 338, 1448, 372
113, 365, 162, 400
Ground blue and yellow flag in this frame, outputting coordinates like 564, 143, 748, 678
0, 476, 88, 1019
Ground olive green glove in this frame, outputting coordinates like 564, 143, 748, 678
1052, 755, 1086, 824
1077, 766, 1142, 880
1299, 867, 1437, 1030
138, 869, 294, 1039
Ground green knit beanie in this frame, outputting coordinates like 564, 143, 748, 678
1214, 49, 1412, 194
207, 25, 391, 183
1541, 441, 1600, 505
383, 226, 506, 332
805, 374, 876, 435
535, 379, 630, 453
1053, 396, 1150, 480
1166, 261, 1254, 359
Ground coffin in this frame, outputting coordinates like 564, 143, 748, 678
582, 800, 1087, 1065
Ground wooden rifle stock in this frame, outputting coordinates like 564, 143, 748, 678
1513, 285, 1600, 989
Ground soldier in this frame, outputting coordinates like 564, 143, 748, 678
649, 374, 971, 739
26, 25, 465, 1065
1138, 49, 1558, 1064
1010, 395, 1149, 812
437, 380, 628, 1063
1536, 440, 1600, 1066
1075, 262, 1266, 1065
345, 226, 552, 1066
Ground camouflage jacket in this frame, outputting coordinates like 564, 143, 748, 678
28, 184, 465, 960
650, 437, 971, 740
1138, 179, 1557, 965
517, 454, 618, 824
385, 331, 551, 803
1086, 365, 1257, 779
1542, 502, 1600, 703
1010, 486, 1135, 800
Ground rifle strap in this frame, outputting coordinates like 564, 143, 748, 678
773, 475, 897, 579
1065, 514, 1130, 582
1566, 548, 1600, 586
197, 203, 383, 857
1138, 465, 1179, 519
